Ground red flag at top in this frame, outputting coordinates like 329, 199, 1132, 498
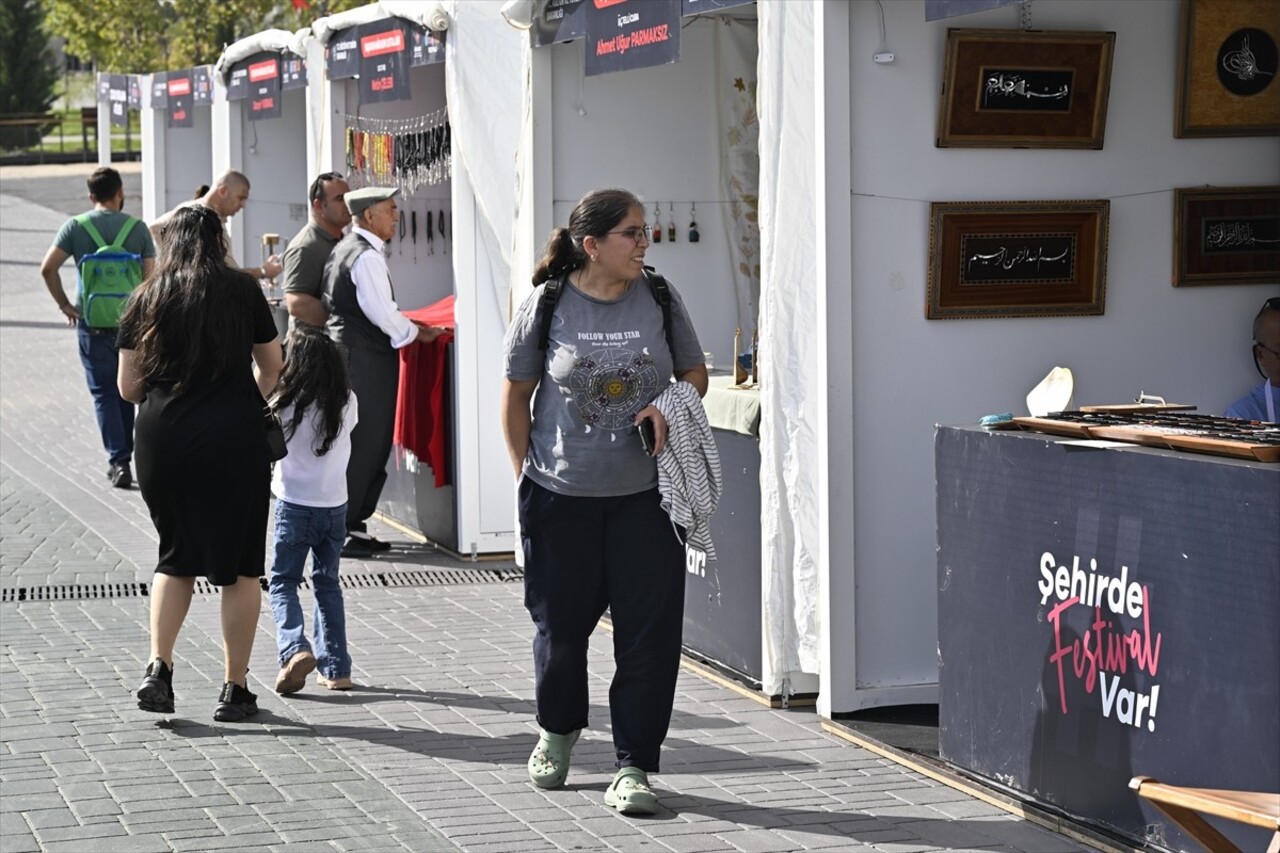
291, 0, 309, 11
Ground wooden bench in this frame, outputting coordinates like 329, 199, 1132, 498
1130, 776, 1280, 853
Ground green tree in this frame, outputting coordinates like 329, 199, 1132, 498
44, 0, 372, 72
0, 0, 59, 148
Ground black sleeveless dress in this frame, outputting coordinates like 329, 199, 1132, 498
119, 272, 278, 585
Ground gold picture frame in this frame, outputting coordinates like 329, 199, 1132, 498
1175, 0, 1280, 137
936, 28, 1116, 149
927, 200, 1110, 319
1173, 186, 1280, 286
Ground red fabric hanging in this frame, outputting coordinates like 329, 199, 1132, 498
395, 295, 455, 488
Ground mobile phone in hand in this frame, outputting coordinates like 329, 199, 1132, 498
637, 419, 656, 455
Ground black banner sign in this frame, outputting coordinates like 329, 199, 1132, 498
585, 0, 681, 78
246, 54, 282, 120
533, 0, 588, 47
227, 63, 250, 101
107, 74, 129, 128
359, 22, 411, 104
327, 26, 361, 79
192, 66, 214, 105
408, 23, 446, 66
281, 56, 307, 90
127, 75, 142, 110
166, 72, 194, 128
150, 71, 168, 109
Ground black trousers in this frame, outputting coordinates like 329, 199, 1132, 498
345, 344, 399, 536
518, 477, 687, 772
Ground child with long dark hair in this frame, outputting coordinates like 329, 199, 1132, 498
267, 324, 360, 694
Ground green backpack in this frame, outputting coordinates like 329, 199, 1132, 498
75, 214, 144, 329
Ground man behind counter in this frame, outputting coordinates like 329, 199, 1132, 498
1226, 296, 1280, 423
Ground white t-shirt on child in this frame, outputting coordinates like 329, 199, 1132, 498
271, 391, 359, 507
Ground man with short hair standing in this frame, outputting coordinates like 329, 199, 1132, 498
39, 167, 156, 488
150, 169, 282, 281
323, 186, 446, 557
283, 172, 351, 329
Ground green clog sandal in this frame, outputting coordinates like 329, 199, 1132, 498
527, 728, 580, 789
604, 766, 658, 815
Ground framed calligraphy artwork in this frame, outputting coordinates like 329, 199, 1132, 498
936, 28, 1116, 149
1175, 0, 1280, 137
927, 200, 1110, 319
1174, 186, 1280, 287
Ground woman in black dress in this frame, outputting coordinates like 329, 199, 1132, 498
117, 205, 282, 722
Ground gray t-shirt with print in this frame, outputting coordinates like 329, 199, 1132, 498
504, 274, 703, 497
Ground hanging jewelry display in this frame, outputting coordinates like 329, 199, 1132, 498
651, 202, 663, 243
438, 209, 447, 254
411, 210, 418, 261
343, 107, 451, 193
688, 202, 700, 243
398, 210, 405, 254
426, 210, 435, 255
667, 202, 677, 243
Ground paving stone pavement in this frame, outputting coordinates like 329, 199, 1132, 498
0, 170, 1092, 852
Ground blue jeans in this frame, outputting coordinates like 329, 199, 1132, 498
77, 321, 134, 466
268, 500, 351, 679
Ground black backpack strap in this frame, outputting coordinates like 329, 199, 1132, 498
536, 276, 563, 351
642, 266, 675, 359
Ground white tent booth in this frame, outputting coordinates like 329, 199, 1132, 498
139, 68, 215, 224
510, 0, 1280, 723
304, 1, 525, 558
209, 30, 315, 339
507, 0, 821, 699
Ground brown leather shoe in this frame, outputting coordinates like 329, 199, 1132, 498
317, 674, 355, 691
275, 651, 317, 695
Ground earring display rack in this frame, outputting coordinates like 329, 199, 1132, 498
344, 108, 451, 194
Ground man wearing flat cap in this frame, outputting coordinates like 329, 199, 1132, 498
323, 186, 447, 558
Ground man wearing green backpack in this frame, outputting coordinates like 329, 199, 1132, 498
39, 167, 156, 489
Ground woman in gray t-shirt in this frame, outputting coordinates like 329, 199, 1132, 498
501, 188, 707, 816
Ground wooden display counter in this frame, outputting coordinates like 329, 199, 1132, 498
935, 425, 1279, 852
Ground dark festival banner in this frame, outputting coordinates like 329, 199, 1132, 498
107, 74, 129, 128
585, 0, 680, 78
935, 426, 1280, 851
166, 72, 194, 128
127, 75, 142, 111
408, 22, 446, 66
192, 66, 214, 105
533, 0, 588, 47
682, 0, 754, 14
326, 25, 361, 79
246, 54, 282, 120
359, 22, 411, 104
150, 71, 168, 109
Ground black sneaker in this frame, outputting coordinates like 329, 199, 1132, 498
340, 537, 375, 559
367, 536, 392, 553
109, 462, 132, 489
213, 681, 259, 722
137, 658, 174, 713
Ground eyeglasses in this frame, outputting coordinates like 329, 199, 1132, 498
604, 226, 650, 245
1256, 341, 1280, 359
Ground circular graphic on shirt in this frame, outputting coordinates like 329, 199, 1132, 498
569, 347, 662, 431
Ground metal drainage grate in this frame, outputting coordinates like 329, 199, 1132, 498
0, 568, 522, 603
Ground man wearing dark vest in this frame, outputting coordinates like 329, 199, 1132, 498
323, 186, 446, 558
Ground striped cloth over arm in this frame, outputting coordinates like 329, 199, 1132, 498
652, 381, 723, 560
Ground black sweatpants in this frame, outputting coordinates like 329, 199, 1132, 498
518, 477, 687, 772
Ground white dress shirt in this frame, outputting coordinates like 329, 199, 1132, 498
350, 225, 417, 349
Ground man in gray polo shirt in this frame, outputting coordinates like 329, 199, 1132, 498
283, 172, 351, 329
